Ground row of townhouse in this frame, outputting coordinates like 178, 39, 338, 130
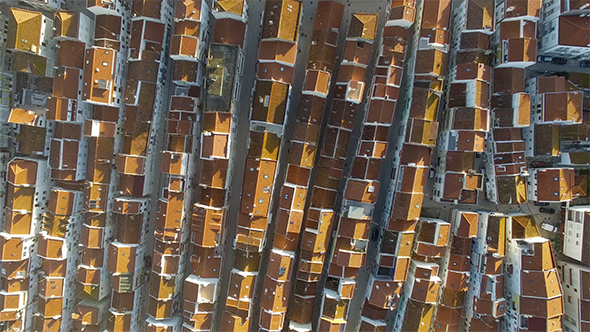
493, 0, 539, 68
462, 211, 507, 331
558, 205, 590, 332
220, 0, 302, 331
332, 0, 416, 330
66, 1, 126, 329
399, 216, 451, 331
0, 0, 143, 330
358, 0, 453, 330
317, 10, 384, 332
389, 209, 564, 332
0, 6, 58, 331
537, 0, 590, 59
119, 0, 176, 331
523, 74, 584, 203
2, 4, 96, 332
504, 214, 564, 332
72, 0, 165, 331
182, 0, 247, 331
434, 0, 497, 206
251, 1, 347, 331
485, 66, 531, 204
290, 9, 381, 330
144, 0, 210, 331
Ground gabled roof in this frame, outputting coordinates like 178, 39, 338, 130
57, 40, 85, 69
537, 76, 579, 94
132, 0, 161, 18
559, 15, 590, 47
542, 92, 583, 123
261, 0, 301, 42
8, 159, 38, 186
55, 11, 78, 38
421, 0, 451, 29
456, 130, 485, 152
176, 0, 202, 21
213, 18, 246, 47
8, 108, 42, 126
7, 8, 43, 53
258, 40, 297, 65
504, 0, 541, 18
214, 0, 244, 15
465, 0, 494, 31
504, 38, 536, 63
348, 14, 378, 40
535, 168, 574, 202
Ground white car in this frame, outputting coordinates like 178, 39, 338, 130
540, 223, 559, 233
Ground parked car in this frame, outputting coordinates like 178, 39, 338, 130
580, 60, 590, 67
539, 207, 556, 214
537, 55, 552, 62
541, 223, 559, 233
530, 161, 548, 168
551, 57, 568, 65
534, 201, 550, 206
371, 228, 380, 241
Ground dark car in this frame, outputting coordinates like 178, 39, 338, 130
539, 207, 556, 214
551, 57, 568, 65
537, 55, 552, 62
581, 60, 590, 68
534, 201, 550, 206
530, 161, 548, 168
371, 228, 380, 241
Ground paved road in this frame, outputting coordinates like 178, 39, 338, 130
530, 60, 590, 75
211, 1, 265, 330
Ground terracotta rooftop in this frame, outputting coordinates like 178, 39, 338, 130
7, 159, 38, 186
213, 18, 247, 47
499, 18, 537, 40
8, 108, 42, 126
536, 76, 578, 94
261, 0, 301, 42
559, 15, 590, 47
421, 0, 451, 29
258, 40, 297, 65
456, 130, 485, 152
451, 107, 489, 131
445, 151, 475, 173
176, 0, 202, 21
314, 1, 344, 32
465, 0, 494, 31
214, 0, 244, 15
504, 38, 536, 63
542, 92, 583, 123
57, 40, 85, 69
348, 14, 378, 40
504, 0, 542, 18
535, 168, 574, 202
7, 8, 43, 54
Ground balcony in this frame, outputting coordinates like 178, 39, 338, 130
112, 274, 133, 293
